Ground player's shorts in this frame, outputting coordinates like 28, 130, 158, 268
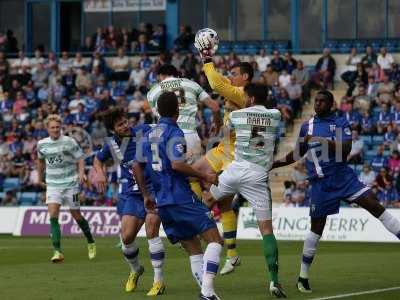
210, 160, 272, 221
46, 186, 80, 210
205, 141, 235, 173
309, 167, 371, 218
183, 129, 202, 164
158, 199, 217, 244
117, 193, 146, 220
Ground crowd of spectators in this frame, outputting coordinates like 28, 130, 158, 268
0, 43, 309, 206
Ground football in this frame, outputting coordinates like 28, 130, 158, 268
195, 28, 219, 52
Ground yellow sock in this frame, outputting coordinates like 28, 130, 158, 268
190, 180, 203, 200
221, 210, 238, 258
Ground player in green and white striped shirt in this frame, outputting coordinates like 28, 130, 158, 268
37, 114, 96, 263
147, 64, 220, 164
205, 84, 287, 298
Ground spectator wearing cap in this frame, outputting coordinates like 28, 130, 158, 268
313, 48, 336, 89
377, 47, 394, 73
359, 164, 376, 187
371, 146, 389, 173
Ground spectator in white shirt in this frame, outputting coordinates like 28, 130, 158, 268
69, 90, 86, 115
30, 50, 45, 75
358, 164, 376, 187
377, 47, 394, 72
11, 51, 31, 75
278, 69, 291, 87
347, 130, 364, 164
72, 52, 87, 73
128, 62, 146, 88
111, 47, 130, 81
256, 49, 270, 72
58, 51, 72, 75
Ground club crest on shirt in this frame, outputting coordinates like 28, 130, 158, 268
329, 124, 336, 133
344, 127, 351, 135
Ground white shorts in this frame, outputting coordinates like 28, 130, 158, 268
183, 130, 202, 164
46, 186, 80, 210
210, 160, 272, 220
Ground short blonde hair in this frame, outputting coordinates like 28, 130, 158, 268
45, 114, 62, 127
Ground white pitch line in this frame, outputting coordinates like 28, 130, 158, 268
310, 286, 400, 300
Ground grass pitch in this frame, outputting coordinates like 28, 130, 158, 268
0, 236, 400, 300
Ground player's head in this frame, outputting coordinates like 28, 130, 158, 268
157, 64, 179, 81
45, 114, 62, 140
102, 107, 130, 137
229, 62, 253, 87
314, 90, 334, 117
244, 83, 271, 108
157, 91, 179, 119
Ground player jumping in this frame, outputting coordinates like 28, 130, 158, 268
193, 31, 254, 275
272, 90, 400, 293
134, 91, 223, 300
37, 114, 96, 263
204, 84, 287, 298
93, 108, 166, 296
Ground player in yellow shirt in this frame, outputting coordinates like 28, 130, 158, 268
194, 37, 254, 275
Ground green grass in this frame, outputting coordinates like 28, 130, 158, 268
0, 236, 400, 300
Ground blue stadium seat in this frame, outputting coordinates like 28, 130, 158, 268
245, 42, 260, 55
371, 40, 382, 52
364, 149, 376, 162
360, 135, 372, 148
18, 192, 38, 206
261, 41, 273, 52
3, 178, 20, 192
372, 135, 384, 145
217, 41, 231, 55
232, 42, 246, 54
338, 41, 351, 54
274, 41, 289, 52
384, 40, 398, 53
324, 40, 338, 53
354, 40, 367, 52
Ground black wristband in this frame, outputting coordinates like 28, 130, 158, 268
204, 58, 213, 64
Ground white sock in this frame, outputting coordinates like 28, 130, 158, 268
201, 242, 222, 297
148, 237, 165, 283
379, 210, 400, 238
121, 239, 141, 273
190, 254, 204, 288
299, 231, 320, 279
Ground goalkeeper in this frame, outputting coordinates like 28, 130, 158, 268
193, 30, 253, 275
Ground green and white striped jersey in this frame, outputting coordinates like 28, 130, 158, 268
37, 135, 83, 188
228, 105, 281, 169
147, 77, 210, 131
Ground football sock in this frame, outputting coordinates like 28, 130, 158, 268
148, 237, 165, 283
221, 210, 238, 258
190, 180, 203, 200
50, 217, 61, 251
378, 210, 400, 238
300, 231, 321, 279
201, 242, 222, 297
76, 218, 95, 244
262, 234, 279, 283
190, 254, 204, 287
121, 239, 141, 273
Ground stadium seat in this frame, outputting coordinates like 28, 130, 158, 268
261, 41, 273, 53
372, 135, 384, 145
232, 42, 246, 54
218, 41, 232, 55
364, 149, 376, 162
18, 192, 38, 206
274, 41, 289, 52
384, 40, 398, 53
354, 40, 367, 52
338, 41, 352, 54
371, 40, 381, 52
360, 135, 372, 149
324, 40, 338, 53
245, 42, 260, 55
3, 178, 20, 192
